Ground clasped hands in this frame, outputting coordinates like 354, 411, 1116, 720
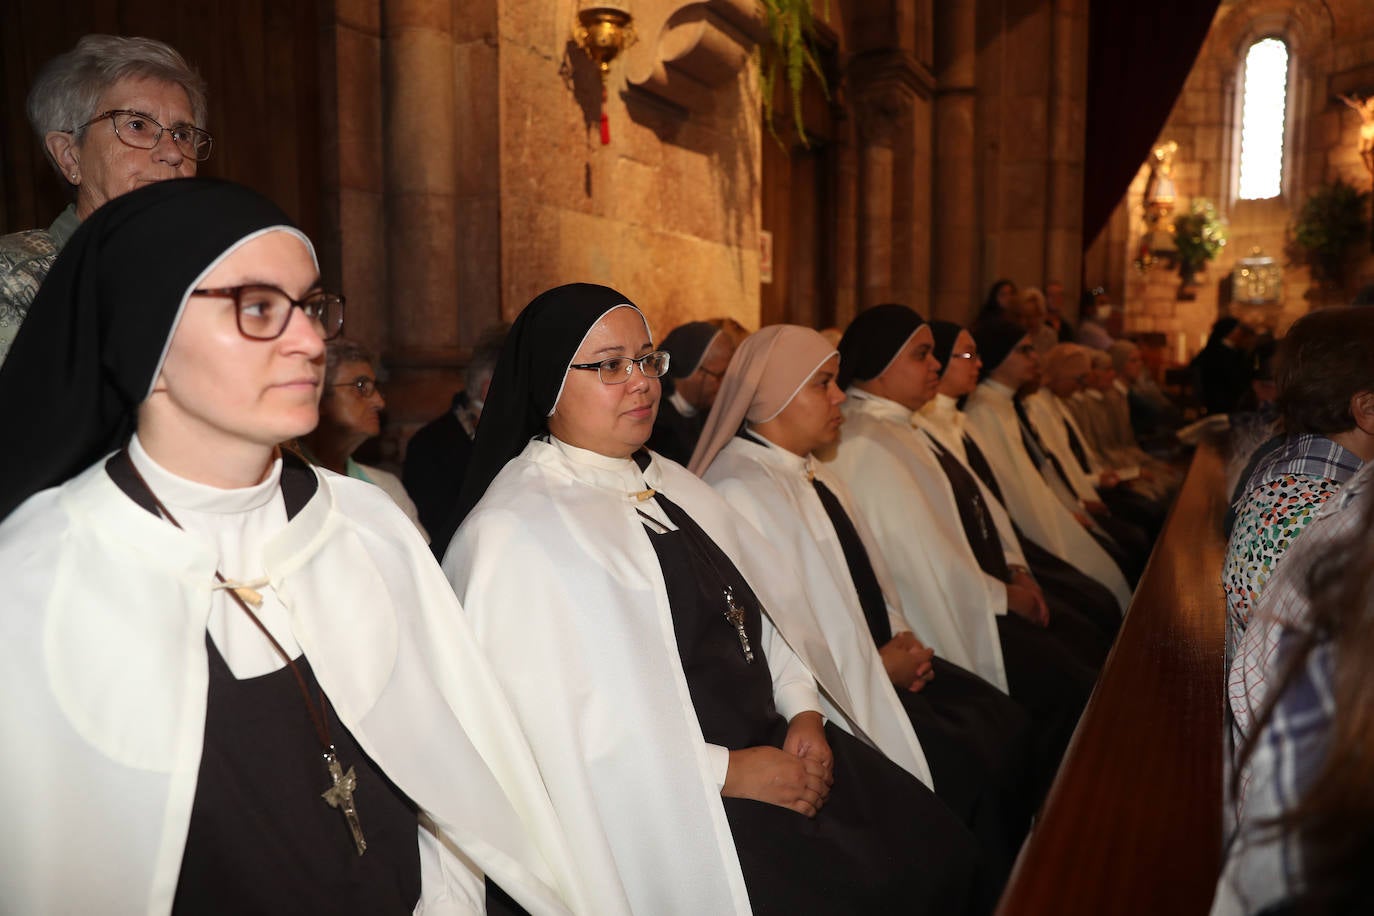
722, 711, 834, 818
879, 630, 936, 692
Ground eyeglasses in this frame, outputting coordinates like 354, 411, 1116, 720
190, 284, 346, 341
334, 376, 380, 398
1015, 344, 1037, 357
74, 110, 214, 161
569, 350, 671, 384
949, 350, 979, 361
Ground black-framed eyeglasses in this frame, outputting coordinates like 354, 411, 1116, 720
569, 350, 671, 385
334, 375, 380, 398
74, 110, 214, 161
190, 284, 345, 341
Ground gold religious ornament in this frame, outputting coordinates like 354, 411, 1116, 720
322, 749, 367, 855
722, 587, 755, 663
1338, 93, 1374, 180
573, 6, 637, 145
1135, 140, 1180, 272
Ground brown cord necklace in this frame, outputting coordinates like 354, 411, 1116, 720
124, 456, 368, 856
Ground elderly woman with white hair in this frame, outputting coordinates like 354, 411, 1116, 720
1, 34, 212, 364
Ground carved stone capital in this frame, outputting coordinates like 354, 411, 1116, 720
624, 0, 767, 112
846, 50, 932, 146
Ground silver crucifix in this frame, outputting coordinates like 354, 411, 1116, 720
722, 587, 755, 663
321, 748, 367, 855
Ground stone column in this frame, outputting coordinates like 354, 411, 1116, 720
931, 0, 979, 323
1042, 0, 1088, 307
383, 0, 460, 364
318, 3, 387, 353
850, 51, 927, 312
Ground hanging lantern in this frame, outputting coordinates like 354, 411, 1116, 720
573, 7, 637, 145
1231, 247, 1283, 305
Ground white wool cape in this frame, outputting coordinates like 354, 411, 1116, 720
702, 435, 934, 784
444, 438, 891, 915
0, 460, 583, 915
823, 391, 1010, 692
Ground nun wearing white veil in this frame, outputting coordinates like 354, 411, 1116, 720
443, 284, 979, 915
691, 324, 1036, 898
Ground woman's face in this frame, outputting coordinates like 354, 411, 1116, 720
938, 330, 982, 398
996, 283, 1017, 309
547, 306, 659, 458
992, 335, 1040, 390
150, 231, 325, 451
321, 358, 384, 442
878, 324, 942, 411
1118, 350, 1144, 383
62, 75, 198, 219
764, 355, 845, 456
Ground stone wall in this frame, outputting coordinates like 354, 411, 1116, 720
499, 0, 763, 336
1086, 0, 1374, 364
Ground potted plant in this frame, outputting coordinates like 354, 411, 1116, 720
1288, 178, 1370, 295
758, 0, 828, 145
1172, 198, 1228, 297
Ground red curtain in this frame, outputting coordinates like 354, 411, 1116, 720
1081, 0, 1221, 250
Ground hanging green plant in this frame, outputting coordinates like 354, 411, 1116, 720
1288, 177, 1370, 287
1172, 198, 1229, 279
757, 0, 829, 145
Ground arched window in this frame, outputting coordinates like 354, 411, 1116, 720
1237, 38, 1289, 200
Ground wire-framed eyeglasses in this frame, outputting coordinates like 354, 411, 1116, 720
190, 284, 346, 341
569, 350, 671, 385
948, 350, 979, 361
334, 376, 381, 398
74, 110, 214, 161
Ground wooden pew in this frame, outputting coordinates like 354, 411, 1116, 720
996, 439, 1229, 915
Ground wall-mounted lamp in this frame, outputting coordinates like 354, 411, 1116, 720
573, 6, 637, 145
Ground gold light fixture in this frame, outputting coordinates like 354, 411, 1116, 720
573, 6, 637, 145
1232, 247, 1283, 305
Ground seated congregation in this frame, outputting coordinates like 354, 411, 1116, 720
8, 166, 1371, 915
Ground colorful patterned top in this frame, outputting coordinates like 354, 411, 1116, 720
0, 205, 80, 366
1223, 434, 1362, 666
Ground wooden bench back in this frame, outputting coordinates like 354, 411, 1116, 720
996, 439, 1228, 915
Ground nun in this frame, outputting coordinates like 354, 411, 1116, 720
442, 284, 979, 915
962, 317, 1135, 609
820, 305, 1102, 801
691, 324, 1035, 896
918, 322, 1125, 642
0, 179, 582, 914
647, 319, 735, 463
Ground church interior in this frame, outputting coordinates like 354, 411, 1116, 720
4, 1, 1374, 913
5, 0, 1371, 448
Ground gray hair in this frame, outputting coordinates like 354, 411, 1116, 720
26, 35, 208, 178
324, 337, 378, 390
466, 322, 510, 391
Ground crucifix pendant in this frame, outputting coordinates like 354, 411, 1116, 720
321, 748, 367, 856
722, 587, 755, 663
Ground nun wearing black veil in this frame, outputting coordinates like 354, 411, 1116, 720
442, 284, 979, 915
822, 305, 1103, 803
0, 179, 583, 914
